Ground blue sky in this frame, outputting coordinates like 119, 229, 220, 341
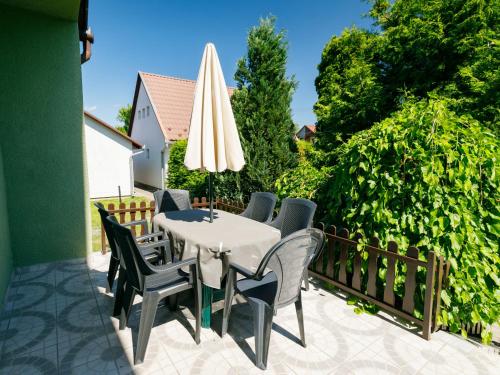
82, 0, 372, 127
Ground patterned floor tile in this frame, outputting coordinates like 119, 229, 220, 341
0, 252, 497, 374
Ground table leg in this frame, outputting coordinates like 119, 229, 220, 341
201, 285, 213, 328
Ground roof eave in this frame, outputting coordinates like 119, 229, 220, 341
84, 111, 143, 148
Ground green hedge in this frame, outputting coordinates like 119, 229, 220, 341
277, 98, 499, 342
166, 140, 207, 198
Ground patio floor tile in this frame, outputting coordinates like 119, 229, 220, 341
0, 252, 498, 374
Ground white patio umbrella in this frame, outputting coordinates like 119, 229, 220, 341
184, 43, 245, 222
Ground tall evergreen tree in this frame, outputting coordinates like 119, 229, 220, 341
217, 17, 298, 200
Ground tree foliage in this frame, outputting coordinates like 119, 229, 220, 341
315, 0, 499, 149
116, 104, 132, 135
166, 140, 207, 198
314, 28, 385, 149
216, 17, 298, 200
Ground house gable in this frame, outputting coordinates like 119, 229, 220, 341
129, 71, 234, 141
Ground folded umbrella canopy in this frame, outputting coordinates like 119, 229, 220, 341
184, 43, 245, 222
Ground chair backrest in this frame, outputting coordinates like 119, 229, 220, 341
154, 189, 191, 215
94, 202, 120, 259
255, 228, 324, 308
269, 198, 317, 238
107, 215, 153, 292
240, 192, 277, 223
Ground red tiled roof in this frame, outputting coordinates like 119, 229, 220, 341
130, 72, 234, 141
305, 124, 317, 133
84, 111, 142, 148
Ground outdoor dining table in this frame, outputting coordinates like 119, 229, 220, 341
153, 208, 281, 328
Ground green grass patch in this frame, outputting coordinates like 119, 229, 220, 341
90, 196, 154, 252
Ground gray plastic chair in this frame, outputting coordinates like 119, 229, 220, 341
240, 192, 277, 223
269, 198, 317, 290
269, 198, 317, 238
153, 189, 192, 215
108, 215, 201, 364
94, 202, 168, 295
221, 228, 325, 370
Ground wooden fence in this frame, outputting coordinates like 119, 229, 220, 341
215, 198, 246, 214
100, 197, 211, 253
98, 197, 451, 339
308, 224, 450, 340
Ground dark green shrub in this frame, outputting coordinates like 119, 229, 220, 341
275, 141, 330, 201
166, 140, 207, 198
315, 98, 499, 342
216, 17, 298, 200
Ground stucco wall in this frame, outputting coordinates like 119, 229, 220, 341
0, 146, 13, 306
131, 82, 168, 189
0, 4, 89, 267
84, 115, 134, 198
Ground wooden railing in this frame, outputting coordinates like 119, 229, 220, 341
308, 224, 450, 340
100, 197, 211, 253
215, 198, 245, 214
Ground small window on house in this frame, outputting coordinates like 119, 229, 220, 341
138, 110, 141, 119
142, 108, 145, 118
147, 106, 150, 117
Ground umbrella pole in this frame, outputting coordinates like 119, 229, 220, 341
208, 172, 214, 223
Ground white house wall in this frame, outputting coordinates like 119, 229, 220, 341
131, 82, 168, 189
84, 116, 134, 198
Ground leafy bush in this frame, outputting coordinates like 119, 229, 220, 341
315, 98, 499, 342
166, 140, 207, 198
275, 141, 330, 201
275, 160, 330, 201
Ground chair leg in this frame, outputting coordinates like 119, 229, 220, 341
295, 292, 306, 347
107, 256, 120, 293
251, 300, 273, 370
194, 268, 202, 344
221, 268, 236, 337
119, 285, 136, 330
303, 268, 310, 291
113, 269, 126, 317
134, 292, 160, 365
168, 294, 178, 311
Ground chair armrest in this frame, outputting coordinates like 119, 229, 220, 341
136, 231, 163, 242
122, 219, 148, 228
139, 239, 170, 251
229, 262, 255, 279
151, 257, 197, 273
143, 258, 197, 289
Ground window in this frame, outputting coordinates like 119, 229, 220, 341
138, 110, 141, 119
142, 108, 145, 118
147, 106, 150, 117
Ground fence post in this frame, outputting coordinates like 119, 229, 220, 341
432, 256, 445, 332
422, 251, 436, 340
100, 222, 106, 254
118, 202, 126, 223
